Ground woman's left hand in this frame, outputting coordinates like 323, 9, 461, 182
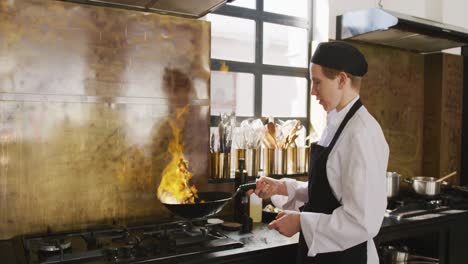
267, 210, 301, 237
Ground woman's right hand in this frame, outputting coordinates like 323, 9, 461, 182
248, 176, 288, 199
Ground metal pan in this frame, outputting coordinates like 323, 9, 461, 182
162, 182, 256, 219
403, 177, 447, 197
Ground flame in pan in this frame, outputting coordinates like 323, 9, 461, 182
157, 106, 199, 204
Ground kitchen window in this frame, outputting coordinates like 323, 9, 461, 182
208, 14, 256, 63
211, 71, 255, 116
261, 75, 308, 117
204, 0, 312, 126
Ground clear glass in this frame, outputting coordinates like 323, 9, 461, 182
207, 14, 255, 63
211, 71, 254, 116
262, 75, 307, 117
264, 0, 309, 18
263, 23, 309, 67
227, 0, 255, 9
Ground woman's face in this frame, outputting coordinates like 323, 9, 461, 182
310, 64, 342, 112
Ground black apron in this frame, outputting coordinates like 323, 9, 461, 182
297, 99, 367, 264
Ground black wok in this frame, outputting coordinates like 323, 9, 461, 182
162, 182, 257, 219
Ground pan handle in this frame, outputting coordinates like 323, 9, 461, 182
231, 182, 258, 200
403, 178, 413, 184
440, 181, 449, 186
453, 185, 468, 193
238, 182, 257, 192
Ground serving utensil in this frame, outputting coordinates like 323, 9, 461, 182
436, 171, 456, 182
267, 121, 276, 141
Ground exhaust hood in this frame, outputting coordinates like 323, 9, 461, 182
336, 8, 468, 53
60, 0, 234, 18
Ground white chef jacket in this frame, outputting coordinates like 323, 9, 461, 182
271, 96, 389, 264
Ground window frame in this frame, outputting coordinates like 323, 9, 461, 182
210, 0, 313, 129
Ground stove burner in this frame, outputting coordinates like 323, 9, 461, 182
385, 189, 468, 221
38, 239, 72, 252
105, 243, 137, 261
427, 199, 443, 208
23, 219, 243, 263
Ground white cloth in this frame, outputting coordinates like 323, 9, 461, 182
271, 97, 389, 264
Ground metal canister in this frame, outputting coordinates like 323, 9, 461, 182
232, 149, 246, 177
273, 149, 287, 175
245, 148, 260, 176
210, 153, 220, 178
218, 152, 231, 179
286, 147, 297, 174
296, 146, 310, 173
260, 148, 274, 176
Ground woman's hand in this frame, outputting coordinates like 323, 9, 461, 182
267, 210, 301, 237
247, 176, 288, 199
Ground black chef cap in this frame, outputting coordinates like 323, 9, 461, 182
311, 41, 368, 77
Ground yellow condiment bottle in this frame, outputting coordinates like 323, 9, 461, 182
249, 193, 263, 223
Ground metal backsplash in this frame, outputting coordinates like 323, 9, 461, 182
0, 0, 212, 239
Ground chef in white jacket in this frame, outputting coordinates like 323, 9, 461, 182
250, 41, 389, 264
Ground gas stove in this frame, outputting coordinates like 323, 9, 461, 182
385, 187, 468, 221
21, 220, 243, 264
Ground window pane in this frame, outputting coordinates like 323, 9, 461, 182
264, 0, 309, 18
207, 14, 255, 63
263, 23, 308, 67
227, 0, 255, 9
262, 75, 307, 117
211, 71, 254, 116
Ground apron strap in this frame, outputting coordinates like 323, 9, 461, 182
327, 99, 362, 152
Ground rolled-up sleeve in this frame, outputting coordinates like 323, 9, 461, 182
300, 127, 389, 256
271, 178, 308, 211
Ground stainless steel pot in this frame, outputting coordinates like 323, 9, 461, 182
386, 172, 401, 198
403, 177, 446, 197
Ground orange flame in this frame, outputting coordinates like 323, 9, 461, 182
157, 106, 199, 204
